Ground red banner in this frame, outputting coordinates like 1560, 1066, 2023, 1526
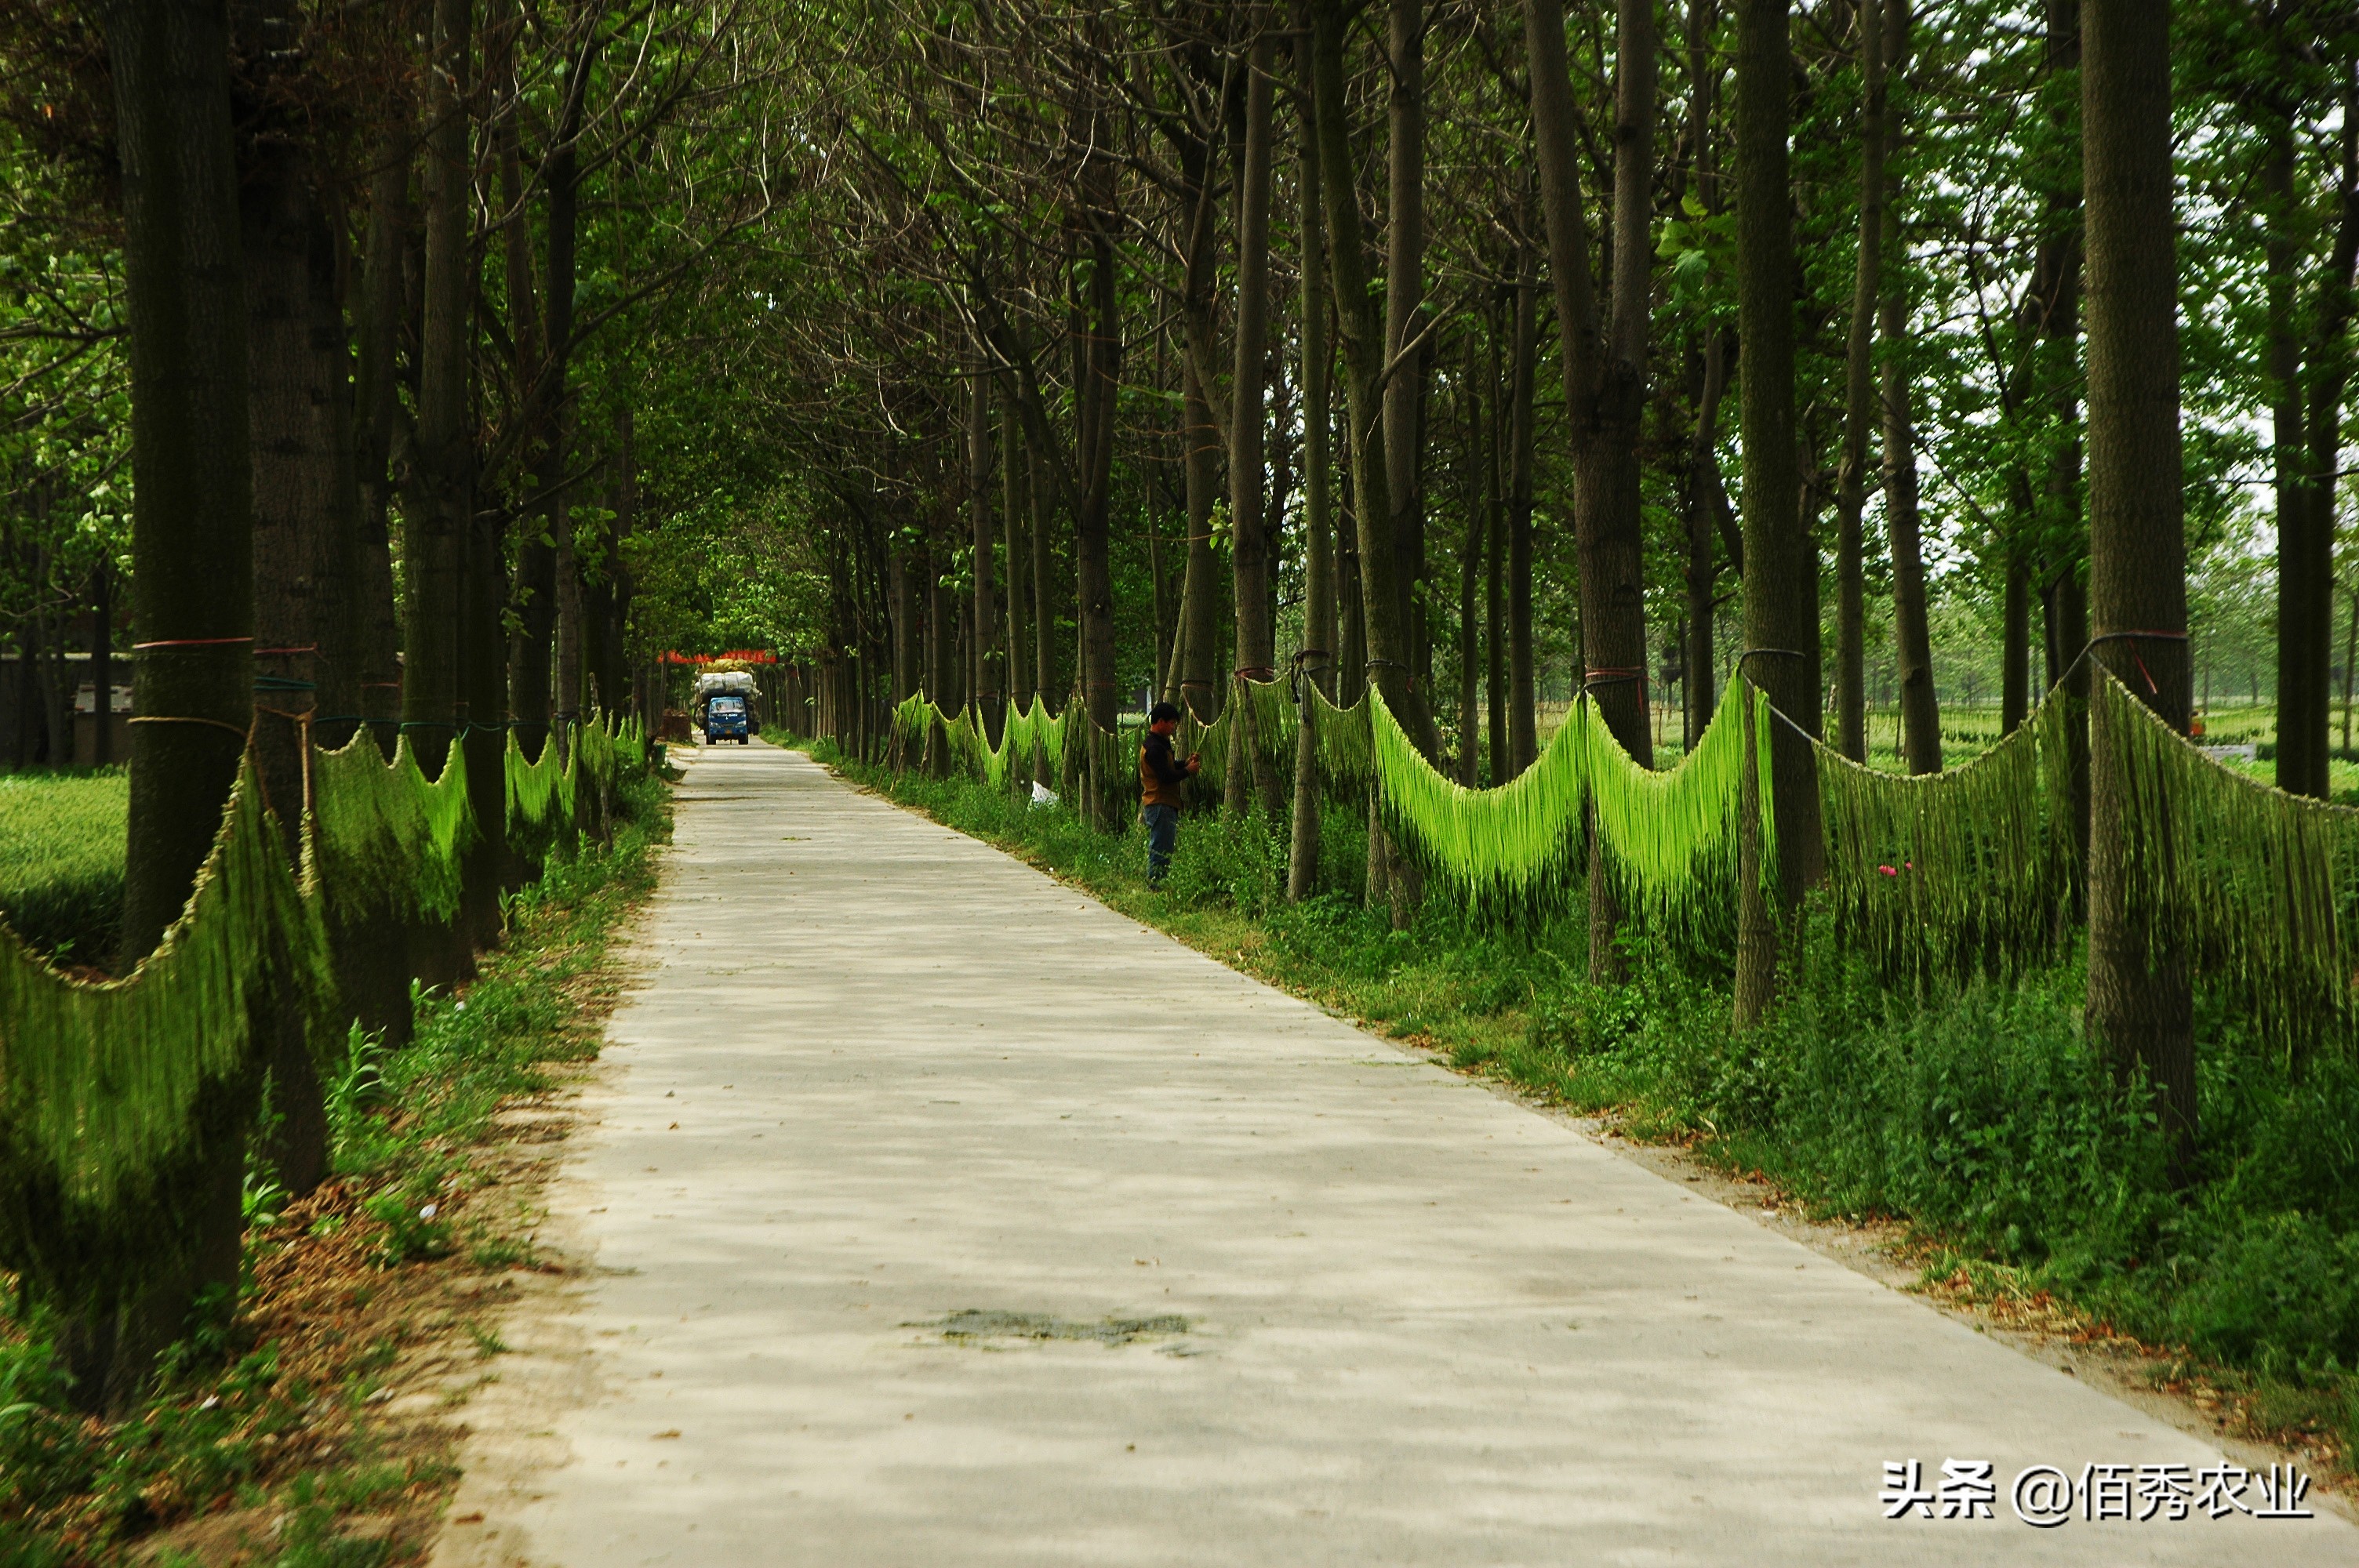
661, 649, 780, 666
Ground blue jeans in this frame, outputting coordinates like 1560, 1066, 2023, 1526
1141, 804, 1178, 884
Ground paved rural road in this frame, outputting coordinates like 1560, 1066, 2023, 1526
434, 741, 2357, 1566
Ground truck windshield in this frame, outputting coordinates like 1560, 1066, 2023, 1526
711, 698, 745, 713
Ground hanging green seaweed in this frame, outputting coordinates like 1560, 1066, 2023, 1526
1583, 685, 1757, 946
0, 760, 331, 1300
2091, 669, 2359, 1060
1816, 693, 2073, 982
0, 711, 650, 1312
311, 731, 475, 926
1365, 684, 1586, 911
1361, 683, 1758, 938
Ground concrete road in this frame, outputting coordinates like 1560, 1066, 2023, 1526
438, 741, 2356, 1566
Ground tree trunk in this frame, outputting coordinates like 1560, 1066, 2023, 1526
1526, 0, 1656, 977
438, 0, 501, 948
1072, 155, 1124, 818
1684, 330, 1731, 750
1290, 46, 1335, 900
1030, 418, 1058, 705
84, 0, 254, 1415
1881, 1, 1940, 774
1507, 246, 1539, 774
2266, 126, 2304, 786
237, 0, 337, 1197
969, 359, 1000, 743
1833, 0, 1884, 763
602, 408, 637, 720
1176, 227, 1223, 722
1732, 0, 1823, 1026
1230, 30, 1279, 816
1456, 378, 1482, 789
2037, 0, 2088, 869
1484, 303, 1507, 782
1304, 3, 1408, 669
2281, 89, 2359, 800
1003, 392, 1030, 712
404, 0, 472, 797
498, 29, 551, 762
354, 121, 409, 759
1310, 0, 1423, 923
1384, 0, 1427, 728
544, 55, 589, 763
2083, 0, 2194, 1173
2002, 552, 2030, 734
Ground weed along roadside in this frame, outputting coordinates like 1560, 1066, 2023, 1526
818, 739, 2359, 1502
0, 763, 667, 1566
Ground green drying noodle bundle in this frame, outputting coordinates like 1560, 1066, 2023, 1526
311, 730, 475, 926
992, 696, 1063, 792
889, 693, 936, 765
1817, 691, 2072, 982
2092, 669, 2359, 1058
1308, 684, 1372, 791
0, 759, 331, 1302
1179, 704, 1231, 794
1229, 677, 1299, 791
1361, 684, 1762, 930
572, 713, 637, 807
1583, 684, 1757, 944
1366, 684, 1587, 909
894, 693, 1064, 793
506, 730, 580, 862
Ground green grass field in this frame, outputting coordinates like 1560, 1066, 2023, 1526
0, 768, 126, 965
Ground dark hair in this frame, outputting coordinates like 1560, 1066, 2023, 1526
1148, 701, 1182, 724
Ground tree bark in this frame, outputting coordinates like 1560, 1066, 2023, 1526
1507, 245, 1539, 774
969, 358, 999, 744
2082, 0, 2194, 1173
354, 122, 409, 759
1230, 30, 1280, 816
1003, 391, 1030, 712
1880, 1, 1940, 775
1290, 43, 1334, 900
1526, 0, 1657, 976
1307, 0, 1405, 697
1833, 0, 1883, 764
2002, 552, 2030, 734
2278, 84, 2359, 800
404, 0, 472, 802
84, 0, 254, 1414
1030, 415, 1058, 704
1484, 303, 1507, 783
544, 46, 591, 762
1456, 356, 1483, 788
235, 0, 337, 1199
1310, 0, 1424, 923
1383, 0, 1430, 731
1732, 0, 1823, 1027
1683, 330, 1732, 750
497, 20, 551, 762
1071, 145, 1124, 817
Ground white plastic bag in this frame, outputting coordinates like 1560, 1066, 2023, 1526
1030, 782, 1060, 809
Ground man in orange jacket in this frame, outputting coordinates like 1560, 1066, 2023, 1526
1139, 701, 1200, 887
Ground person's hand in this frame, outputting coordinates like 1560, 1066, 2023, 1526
1185, 753, 1201, 774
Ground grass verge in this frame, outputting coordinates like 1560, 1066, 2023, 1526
0, 768, 126, 965
826, 744, 2359, 1491
0, 771, 668, 1566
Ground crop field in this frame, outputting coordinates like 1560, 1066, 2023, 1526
0, 768, 127, 964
